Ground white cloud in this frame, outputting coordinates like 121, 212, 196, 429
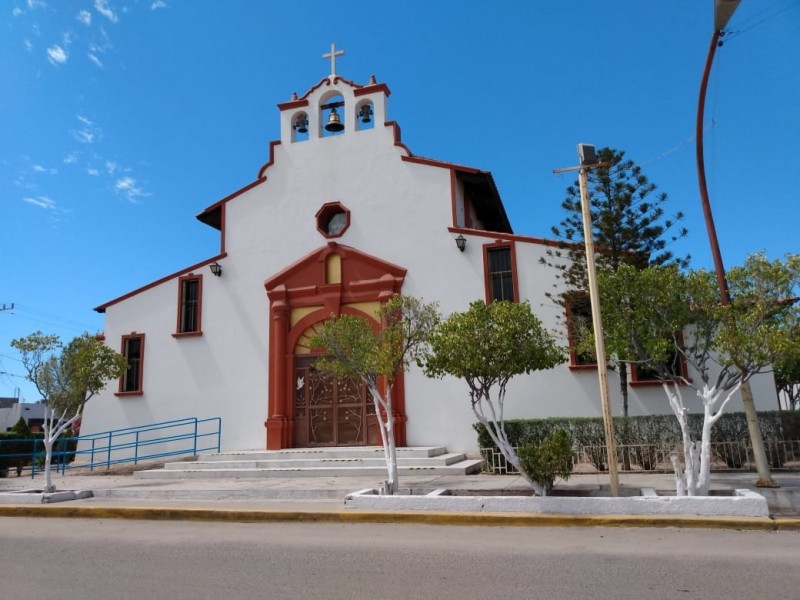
94, 0, 118, 23
46, 45, 68, 65
115, 176, 148, 203
72, 130, 94, 143
87, 168, 100, 176
24, 196, 56, 210
71, 115, 100, 144
23, 39, 33, 51
63, 153, 78, 164
105, 160, 117, 174
32, 164, 46, 173
27, 0, 46, 9
77, 10, 91, 25
87, 53, 103, 68
13, 7, 23, 17
151, 1, 167, 9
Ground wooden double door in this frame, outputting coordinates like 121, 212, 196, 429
292, 357, 377, 447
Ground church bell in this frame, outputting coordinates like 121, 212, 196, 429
324, 107, 345, 132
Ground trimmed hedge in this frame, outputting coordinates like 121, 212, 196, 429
475, 411, 800, 471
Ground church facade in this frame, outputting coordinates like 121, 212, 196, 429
82, 56, 777, 454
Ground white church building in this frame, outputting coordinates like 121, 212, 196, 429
82, 50, 777, 454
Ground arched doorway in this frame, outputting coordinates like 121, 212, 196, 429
263, 242, 407, 450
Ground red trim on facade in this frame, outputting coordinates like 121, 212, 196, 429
264, 243, 407, 450
354, 83, 391, 97
257, 140, 282, 179
383, 121, 412, 157
116, 332, 144, 396
277, 98, 310, 111
174, 273, 203, 336
449, 169, 458, 228
401, 155, 482, 174
94, 253, 227, 313
448, 226, 574, 249
197, 177, 266, 228
482, 240, 520, 304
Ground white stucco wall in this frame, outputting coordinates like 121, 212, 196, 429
81, 76, 779, 456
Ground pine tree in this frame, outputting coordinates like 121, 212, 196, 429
543, 147, 689, 417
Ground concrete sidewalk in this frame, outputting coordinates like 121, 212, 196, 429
1, 469, 799, 529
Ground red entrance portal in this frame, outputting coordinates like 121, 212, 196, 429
263, 242, 407, 450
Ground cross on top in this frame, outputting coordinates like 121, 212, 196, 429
323, 42, 344, 80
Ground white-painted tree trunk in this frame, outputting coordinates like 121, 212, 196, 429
367, 382, 398, 494
662, 380, 741, 496
40, 407, 80, 494
473, 388, 545, 496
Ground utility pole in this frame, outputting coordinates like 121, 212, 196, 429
555, 144, 619, 497
0, 303, 14, 312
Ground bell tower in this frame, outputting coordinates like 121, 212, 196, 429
277, 43, 391, 145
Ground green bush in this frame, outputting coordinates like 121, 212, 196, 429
476, 411, 800, 471
518, 429, 573, 495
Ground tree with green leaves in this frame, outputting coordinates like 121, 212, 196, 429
424, 300, 565, 496
774, 331, 800, 410
544, 147, 689, 417
11, 331, 128, 492
308, 295, 440, 494
592, 253, 800, 496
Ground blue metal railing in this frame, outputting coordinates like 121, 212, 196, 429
0, 416, 221, 478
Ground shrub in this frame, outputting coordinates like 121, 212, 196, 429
518, 429, 573, 495
476, 411, 798, 471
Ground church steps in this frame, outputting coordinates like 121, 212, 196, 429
132, 446, 482, 479
162, 453, 469, 470
196, 446, 449, 461
134, 462, 483, 479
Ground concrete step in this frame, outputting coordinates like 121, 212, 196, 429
134, 460, 483, 479
163, 452, 469, 471
197, 446, 449, 461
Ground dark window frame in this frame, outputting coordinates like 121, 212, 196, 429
483, 242, 519, 304
117, 333, 145, 396
174, 274, 203, 337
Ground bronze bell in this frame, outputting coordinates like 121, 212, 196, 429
294, 115, 308, 134
325, 107, 344, 132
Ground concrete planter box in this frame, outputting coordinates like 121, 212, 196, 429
0, 489, 93, 504
344, 488, 769, 518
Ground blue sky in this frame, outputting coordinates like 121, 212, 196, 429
2, 0, 799, 402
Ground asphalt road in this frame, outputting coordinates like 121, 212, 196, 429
1, 518, 798, 599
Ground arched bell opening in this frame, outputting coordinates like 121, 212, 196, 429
355, 100, 374, 131
320, 93, 345, 137
291, 111, 310, 142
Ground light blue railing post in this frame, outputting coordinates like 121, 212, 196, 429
90, 438, 96, 472
134, 431, 140, 465
107, 431, 112, 470
193, 419, 198, 456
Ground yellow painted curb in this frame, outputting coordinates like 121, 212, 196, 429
0, 504, 781, 531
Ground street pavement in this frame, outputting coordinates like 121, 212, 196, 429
1, 468, 799, 528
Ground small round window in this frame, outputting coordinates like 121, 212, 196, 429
315, 202, 351, 239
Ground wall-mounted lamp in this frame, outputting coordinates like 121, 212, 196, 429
209, 262, 222, 277
455, 234, 466, 252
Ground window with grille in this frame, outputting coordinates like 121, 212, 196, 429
177, 275, 202, 335
119, 334, 144, 394
485, 245, 516, 303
